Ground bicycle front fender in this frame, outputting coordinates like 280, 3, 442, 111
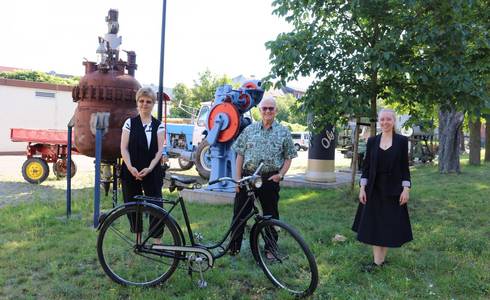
249, 215, 274, 262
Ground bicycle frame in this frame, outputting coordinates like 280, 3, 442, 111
97, 161, 319, 297
121, 178, 266, 268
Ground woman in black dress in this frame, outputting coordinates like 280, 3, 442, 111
352, 109, 412, 269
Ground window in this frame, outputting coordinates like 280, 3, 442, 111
197, 106, 210, 127
35, 91, 56, 98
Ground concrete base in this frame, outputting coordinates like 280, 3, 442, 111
282, 171, 351, 189
181, 188, 235, 205
180, 171, 354, 205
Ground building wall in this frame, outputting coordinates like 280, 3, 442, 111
0, 79, 76, 154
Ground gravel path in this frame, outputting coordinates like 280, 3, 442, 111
0, 155, 95, 208
0, 150, 341, 208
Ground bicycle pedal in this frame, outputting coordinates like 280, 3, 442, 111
197, 279, 208, 288
194, 232, 203, 241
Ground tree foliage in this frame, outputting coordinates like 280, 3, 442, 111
0, 70, 79, 85
266, 0, 490, 172
275, 94, 306, 125
171, 83, 196, 118
383, 1, 489, 112
169, 69, 234, 118
266, 0, 412, 133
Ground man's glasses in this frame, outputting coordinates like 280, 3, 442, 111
260, 106, 275, 112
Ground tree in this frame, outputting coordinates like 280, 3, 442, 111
468, 111, 481, 165
266, 0, 415, 135
485, 114, 490, 162
266, 0, 424, 182
0, 70, 79, 85
169, 69, 234, 118
275, 94, 306, 125
384, 0, 490, 173
170, 83, 196, 118
266, 0, 490, 174
192, 69, 234, 104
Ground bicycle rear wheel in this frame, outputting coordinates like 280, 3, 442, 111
97, 204, 182, 286
251, 219, 318, 297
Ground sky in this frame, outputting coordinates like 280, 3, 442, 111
0, 0, 310, 89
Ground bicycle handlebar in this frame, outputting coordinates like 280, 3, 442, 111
208, 162, 264, 186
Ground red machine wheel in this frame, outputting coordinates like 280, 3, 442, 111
207, 103, 240, 143
238, 93, 251, 111
242, 82, 258, 89
22, 158, 49, 184
53, 159, 77, 179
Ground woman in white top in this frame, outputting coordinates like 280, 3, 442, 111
120, 87, 166, 243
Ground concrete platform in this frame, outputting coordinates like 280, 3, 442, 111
181, 171, 355, 205
181, 188, 235, 205
282, 171, 353, 189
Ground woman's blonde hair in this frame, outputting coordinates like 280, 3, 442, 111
135, 87, 157, 103
378, 108, 397, 132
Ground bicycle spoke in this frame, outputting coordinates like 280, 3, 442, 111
97, 205, 181, 286
107, 223, 136, 246
135, 249, 177, 265
253, 221, 318, 297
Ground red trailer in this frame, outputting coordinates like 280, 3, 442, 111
10, 128, 77, 184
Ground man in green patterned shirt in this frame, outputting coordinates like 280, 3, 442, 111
229, 97, 298, 257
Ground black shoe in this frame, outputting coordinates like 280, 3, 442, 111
229, 249, 240, 256
361, 262, 384, 273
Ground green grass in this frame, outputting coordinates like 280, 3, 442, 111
0, 160, 489, 299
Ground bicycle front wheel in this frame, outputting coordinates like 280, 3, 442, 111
251, 219, 318, 297
97, 204, 182, 286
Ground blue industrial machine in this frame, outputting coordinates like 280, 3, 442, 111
163, 104, 212, 179
205, 81, 264, 192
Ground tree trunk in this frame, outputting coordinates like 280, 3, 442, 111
438, 109, 464, 173
370, 99, 377, 137
369, 71, 378, 137
350, 118, 361, 191
468, 111, 481, 165
459, 125, 465, 153
485, 114, 490, 162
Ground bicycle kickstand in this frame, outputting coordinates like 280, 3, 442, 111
195, 256, 207, 288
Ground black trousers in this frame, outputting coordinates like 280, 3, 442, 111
229, 178, 280, 252
121, 170, 164, 238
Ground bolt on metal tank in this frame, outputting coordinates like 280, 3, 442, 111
72, 9, 140, 161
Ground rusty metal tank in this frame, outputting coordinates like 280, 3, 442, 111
72, 9, 140, 161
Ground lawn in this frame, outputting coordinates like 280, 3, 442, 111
0, 158, 489, 299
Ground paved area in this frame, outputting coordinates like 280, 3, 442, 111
0, 150, 355, 206
182, 171, 354, 204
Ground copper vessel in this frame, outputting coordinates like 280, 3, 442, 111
72, 9, 140, 161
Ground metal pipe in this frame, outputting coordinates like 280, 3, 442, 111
94, 128, 103, 227
66, 125, 72, 218
157, 0, 167, 121
112, 162, 118, 207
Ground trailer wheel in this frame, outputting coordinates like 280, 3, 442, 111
53, 159, 77, 179
178, 157, 194, 171
195, 140, 211, 179
22, 158, 49, 184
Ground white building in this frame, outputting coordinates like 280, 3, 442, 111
0, 78, 76, 154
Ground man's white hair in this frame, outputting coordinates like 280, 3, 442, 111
259, 97, 277, 108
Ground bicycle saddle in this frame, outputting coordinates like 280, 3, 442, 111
170, 175, 197, 185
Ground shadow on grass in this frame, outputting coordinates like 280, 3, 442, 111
0, 181, 100, 209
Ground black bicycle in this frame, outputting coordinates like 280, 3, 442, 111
96, 164, 318, 297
